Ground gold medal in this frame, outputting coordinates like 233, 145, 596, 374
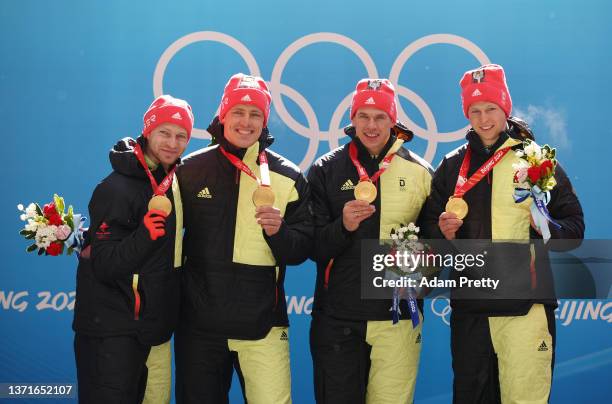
252, 185, 275, 207
148, 195, 173, 215
445, 197, 468, 219
354, 181, 377, 203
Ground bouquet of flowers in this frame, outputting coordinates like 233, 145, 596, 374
386, 222, 432, 327
17, 194, 86, 256
512, 139, 561, 242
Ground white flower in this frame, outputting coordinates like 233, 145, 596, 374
408, 223, 416, 232
17, 204, 24, 211
25, 203, 38, 219
524, 142, 543, 161
399, 226, 409, 233
408, 234, 418, 241
24, 220, 39, 232
35, 225, 58, 242
524, 142, 537, 156
512, 160, 529, 171
515, 150, 524, 158
19, 214, 27, 221
391, 234, 398, 240
414, 226, 420, 233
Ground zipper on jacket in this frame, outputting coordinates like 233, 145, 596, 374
131, 274, 141, 320
324, 259, 334, 290
529, 243, 537, 290
274, 266, 280, 309
274, 283, 279, 309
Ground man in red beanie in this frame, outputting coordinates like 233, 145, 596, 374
421, 64, 584, 403
175, 73, 313, 404
308, 78, 433, 403
73, 95, 194, 403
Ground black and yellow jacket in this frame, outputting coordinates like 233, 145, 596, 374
177, 118, 313, 340
421, 118, 585, 315
308, 126, 433, 321
73, 136, 183, 346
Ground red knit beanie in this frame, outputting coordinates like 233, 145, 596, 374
460, 64, 512, 118
143, 95, 194, 138
218, 73, 271, 126
350, 79, 397, 123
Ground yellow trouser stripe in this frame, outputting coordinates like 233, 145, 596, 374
365, 317, 423, 404
489, 304, 553, 404
227, 327, 292, 404
143, 340, 172, 404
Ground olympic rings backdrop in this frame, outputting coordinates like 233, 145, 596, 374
2, 1, 611, 402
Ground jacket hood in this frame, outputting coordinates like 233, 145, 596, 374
109, 136, 147, 178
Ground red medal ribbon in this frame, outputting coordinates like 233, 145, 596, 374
348, 142, 396, 184
133, 143, 177, 196
219, 146, 271, 186
453, 145, 512, 198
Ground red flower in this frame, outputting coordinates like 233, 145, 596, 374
43, 202, 63, 225
540, 160, 554, 176
47, 214, 63, 226
527, 166, 542, 183
43, 202, 57, 218
46, 242, 63, 256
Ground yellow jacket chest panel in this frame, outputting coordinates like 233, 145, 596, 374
172, 173, 183, 268
491, 138, 532, 241
379, 141, 431, 239
233, 143, 299, 266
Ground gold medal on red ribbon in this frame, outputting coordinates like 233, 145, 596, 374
252, 185, 275, 207
354, 180, 377, 203
148, 195, 173, 215
133, 142, 177, 216
348, 142, 395, 204
446, 145, 513, 220
219, 147, 275, 208
445, 197, 468, 219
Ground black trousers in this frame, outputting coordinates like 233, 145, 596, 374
174, 329, 243, 404
310, 314, 371, 404
74, 334, 151, 404
451, 305, 556, 404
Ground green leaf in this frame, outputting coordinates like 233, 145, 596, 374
67, 247, 74, 256
19, 229, 32, 236
35, 203, 43, 216
54, 194, 65, 215
26, 244, 38, 253
37, 248, 45, 255
25, 233, 35, 240
64, 205, 75, 229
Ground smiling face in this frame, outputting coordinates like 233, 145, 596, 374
467, 101, 508, 146
351, 107, 393, 156
221, 104, 265, 149
146, 122, 189, 170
